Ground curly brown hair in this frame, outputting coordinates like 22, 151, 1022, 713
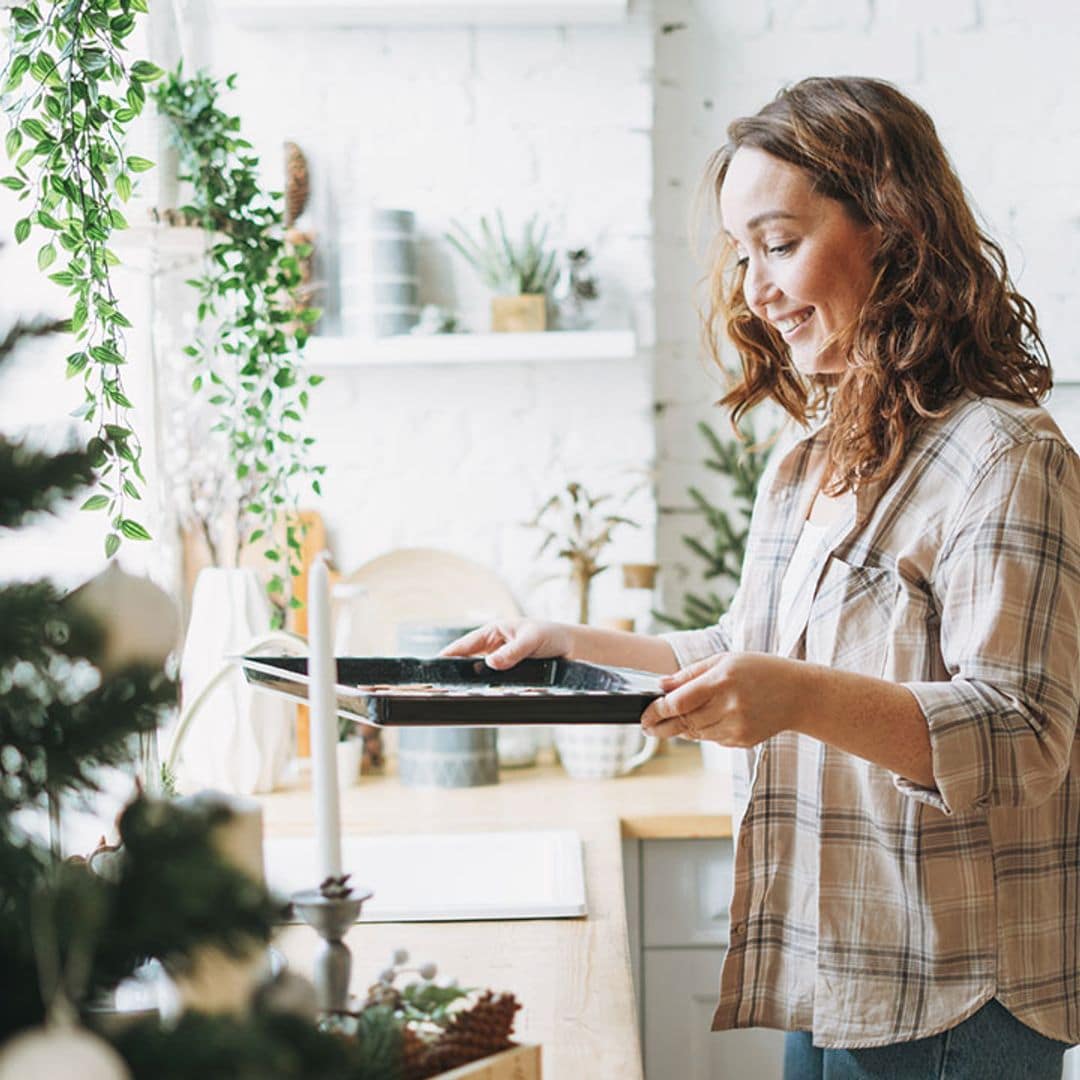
702, 76, 1051, 493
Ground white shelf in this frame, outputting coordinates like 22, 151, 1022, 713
218, 0, 626, 27
304, 329, 636, 366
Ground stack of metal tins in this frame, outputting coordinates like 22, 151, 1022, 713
338, 207, 420, 337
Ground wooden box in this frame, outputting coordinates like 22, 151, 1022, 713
435, 1044, 541, 1079
491, 294, 546, 332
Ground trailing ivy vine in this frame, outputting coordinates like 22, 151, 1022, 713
154, 67, 323, 610
1, 0, 161, 557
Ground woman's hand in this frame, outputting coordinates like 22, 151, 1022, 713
439, 618, 575, 670
640, 652, 809, 746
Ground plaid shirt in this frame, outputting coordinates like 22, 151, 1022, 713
662, 394, 1080, 1049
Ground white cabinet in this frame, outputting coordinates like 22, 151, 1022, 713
645, 949, 786, 1080
624, 838, 785, 1080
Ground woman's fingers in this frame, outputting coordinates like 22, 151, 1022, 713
439, 624, 508, 658
487, 624, 543, 669
658, 653, 725, 691
641, 695, 685, 738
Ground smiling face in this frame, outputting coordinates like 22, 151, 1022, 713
719, 146, 879, 375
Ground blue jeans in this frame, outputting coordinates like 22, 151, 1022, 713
783, 999, 1070, 1079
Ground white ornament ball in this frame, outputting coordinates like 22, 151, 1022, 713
65, 563, 178, 674
0, 1025, 131, 1080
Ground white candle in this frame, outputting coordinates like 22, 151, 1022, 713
308, 552, 343, 881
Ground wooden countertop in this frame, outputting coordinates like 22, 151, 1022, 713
260, 742, 732, 1080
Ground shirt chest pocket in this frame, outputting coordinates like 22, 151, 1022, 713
804, 557, 898, 676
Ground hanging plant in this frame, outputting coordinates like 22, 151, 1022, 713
153, 67, 324, 612
1, 0, 161, 557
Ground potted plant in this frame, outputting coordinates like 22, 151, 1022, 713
529, 481, 638, 626
552, 246, 600, 330
445, 212, 558, 332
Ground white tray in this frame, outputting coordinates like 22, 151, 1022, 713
265, 828, 587, 921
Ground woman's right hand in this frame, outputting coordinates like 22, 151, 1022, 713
439, 618, 575, 670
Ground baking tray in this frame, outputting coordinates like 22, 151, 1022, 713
236, 655, 661, 726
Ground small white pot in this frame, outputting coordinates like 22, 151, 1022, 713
336, 739, 363, 790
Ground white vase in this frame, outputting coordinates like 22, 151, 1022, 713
177, 568, 293, 795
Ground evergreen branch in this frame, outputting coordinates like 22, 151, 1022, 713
91, 796, 281, 994
0, 436, 95, 528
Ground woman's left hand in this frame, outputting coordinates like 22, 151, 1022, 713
640, 652, 810, 747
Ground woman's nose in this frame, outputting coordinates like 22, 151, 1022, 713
743, 259, 780, 312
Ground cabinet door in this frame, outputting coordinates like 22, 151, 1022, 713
622, 838, 643, 1031
642, 839, 732, 947
644, 948, 785, 1080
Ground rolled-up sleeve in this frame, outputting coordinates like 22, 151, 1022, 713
895, 437, 1080, 815
659, 583, 742, 669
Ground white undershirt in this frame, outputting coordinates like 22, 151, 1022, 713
778, 519, 831, 632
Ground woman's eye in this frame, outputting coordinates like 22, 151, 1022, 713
735, 256, 749, 269
768, 242, 794, 256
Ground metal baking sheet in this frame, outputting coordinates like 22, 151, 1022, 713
236, 655, 661, 727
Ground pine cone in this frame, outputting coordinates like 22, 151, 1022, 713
284, 141, 310, 227
443, 990, 520, 1048
403, 992, 521, 1079
400, 1026, 431, 1080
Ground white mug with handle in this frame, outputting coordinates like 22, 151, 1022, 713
554, 723, 659, 780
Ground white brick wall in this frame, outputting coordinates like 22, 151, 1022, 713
652, 0, 1080, 619
4, 1, 1079, 633
184, 4, 658, 623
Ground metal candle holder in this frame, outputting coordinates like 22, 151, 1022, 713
291, 881, 373, 1015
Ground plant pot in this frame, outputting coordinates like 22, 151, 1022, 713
491, 294, 546, 332
621, 562, 658, 590
336, 738, 363, 789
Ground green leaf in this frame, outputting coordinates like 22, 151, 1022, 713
20, 118, 48, 141
48, 271, 75, 286
14, 218, 31, 244
0, 176, 25, 191
119, 518, 151, 540
104, 532, 121, 558
122, 479, 142, 500
81, 494, 110, 511
5, 129, 22, 158
66, 352, 89, 377
130, 61, 164, 83
37, 243, 56, 270
115, 173, 131, 202
126, 155, 154, 173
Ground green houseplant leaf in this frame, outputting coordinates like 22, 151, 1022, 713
154, 67, 323, 616
1, 0, 156, 552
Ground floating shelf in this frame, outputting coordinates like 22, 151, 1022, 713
304, 329, 636, 367
218, 0, 627, 27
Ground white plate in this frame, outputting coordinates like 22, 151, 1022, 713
332, 547, 522, 656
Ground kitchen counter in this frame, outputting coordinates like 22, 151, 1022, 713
260, 742, 733, 1080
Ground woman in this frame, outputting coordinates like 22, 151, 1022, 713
445, 77, 1080, 1078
